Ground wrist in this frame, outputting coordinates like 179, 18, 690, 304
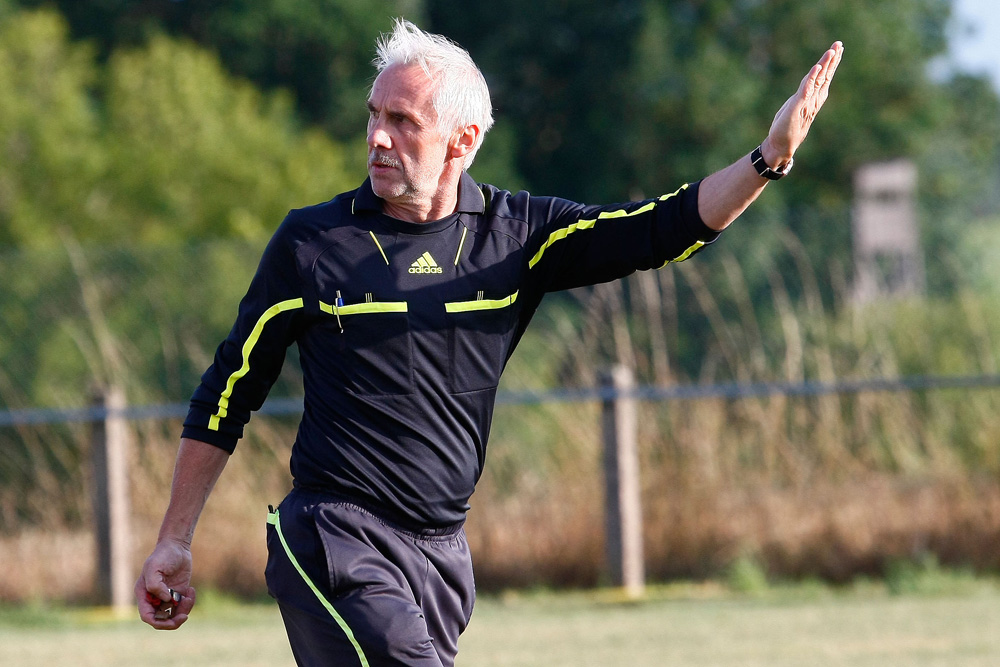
751, 140, 794, 181
760, 137, 794, 172
156, 527, 194, 549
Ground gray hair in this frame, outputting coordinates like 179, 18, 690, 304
373, 19, 494, 168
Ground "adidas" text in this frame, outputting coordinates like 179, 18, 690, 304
409, 252, 443, 274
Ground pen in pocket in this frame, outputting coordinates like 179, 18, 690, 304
335, 289, 344, 333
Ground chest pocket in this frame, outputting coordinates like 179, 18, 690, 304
320, 299, 413, 396
445, 291, 518, 393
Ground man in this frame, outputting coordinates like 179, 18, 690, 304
136, 18, 843, 667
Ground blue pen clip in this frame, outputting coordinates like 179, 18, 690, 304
335, 290, 344, 333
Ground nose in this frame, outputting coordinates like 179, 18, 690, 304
367, 118, 391, 150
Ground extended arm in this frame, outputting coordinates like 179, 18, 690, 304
698, 41, 844, 231
134, 437, 229, 629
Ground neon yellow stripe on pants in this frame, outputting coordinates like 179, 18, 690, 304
268, 509, 370, 667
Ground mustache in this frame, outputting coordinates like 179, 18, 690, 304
368, 151, 401, 169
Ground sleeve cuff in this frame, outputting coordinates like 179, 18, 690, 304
681, 180, 721, 243
180, 425, 239, 454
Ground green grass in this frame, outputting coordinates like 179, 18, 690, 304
1, 582, 998, 666
461, 583, 1000, 666
0, 592, 293, 667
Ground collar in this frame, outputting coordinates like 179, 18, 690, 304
352, 171, 487, 217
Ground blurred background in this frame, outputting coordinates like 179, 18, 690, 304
0, 0, 998, 609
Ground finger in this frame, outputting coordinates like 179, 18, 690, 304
147, 611, 189, 630
798, 62, 823, 99
135, 575, 160, 615
812, 43, 844, 109
816, 42, 843, 89
176, 586, 196, 616
138, 597, 165, 627
156, 587, 195, 630
797, 43, 841, 114
137, 568, 171, 601
137, 592, 158, 620
824, 42, 844, 84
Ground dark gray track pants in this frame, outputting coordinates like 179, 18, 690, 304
265, 489, 475, 666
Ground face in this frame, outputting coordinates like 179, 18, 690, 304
367, 64, 452, 217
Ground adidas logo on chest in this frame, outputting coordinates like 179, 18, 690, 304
408, 251, 443, 274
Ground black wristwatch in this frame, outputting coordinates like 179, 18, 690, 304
750, 144, 793, 180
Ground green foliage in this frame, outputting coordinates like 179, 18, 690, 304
5, 2, 997, 297
0, 9, 361, 248
884, 553, 980, 596
955, 215, 1000, 294
185, 0, 425, 136
102, 34, 354, 242
11, 1, 998, 229
428, 0, 644, 202
726, 552, 771, 595
429, 0, 1000, 307
0, 10, 103, 246
0, 241, 294, 410
19, 0, 426, 138
428, 0, 968, 207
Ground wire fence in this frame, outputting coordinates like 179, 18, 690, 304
3, 373, 999, 428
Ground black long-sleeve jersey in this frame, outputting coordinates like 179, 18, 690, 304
182, 172, 719, 529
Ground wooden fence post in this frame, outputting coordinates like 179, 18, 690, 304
91, 386, 133, 613
600, 365, 645, 598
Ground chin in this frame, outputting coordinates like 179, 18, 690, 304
370, 177, 398, 199
372, 179, 416, 204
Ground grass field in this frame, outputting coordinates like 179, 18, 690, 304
2, 580, 998, 666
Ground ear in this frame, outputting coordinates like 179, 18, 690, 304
448, 124, 481, 160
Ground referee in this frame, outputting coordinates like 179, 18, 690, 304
136, 19, 843, 667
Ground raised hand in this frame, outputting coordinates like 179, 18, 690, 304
762, 41, 844, 168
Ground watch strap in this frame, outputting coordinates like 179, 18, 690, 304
750, 144, 793, 180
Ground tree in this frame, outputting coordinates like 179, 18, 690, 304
0, 8, 360, 246
623, 0, 965, 282
428, 0, 645, 203
17, 0, 427, 139
102, 33, 356, 243
0, 9, 103, 246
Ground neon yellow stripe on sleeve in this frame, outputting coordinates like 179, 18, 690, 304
659, 240, 706, 267
208, 298, 304, 431
527, 218, 598, 269
527, 184, 689, 270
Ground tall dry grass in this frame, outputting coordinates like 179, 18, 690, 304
1, 241, 999, 601
460, 242, 1000, 590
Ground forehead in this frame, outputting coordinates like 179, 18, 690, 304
369, 64, 437, 116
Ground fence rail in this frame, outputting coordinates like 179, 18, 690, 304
3, 374, 1000, 428
3, 370, 999, 609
